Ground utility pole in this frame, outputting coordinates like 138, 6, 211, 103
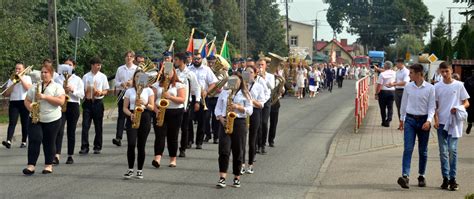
48, 0, 59, 66
240, 0, 247, 58
430, 23, 433, 42
448, 9, 452, 41
284, 0, 291, 56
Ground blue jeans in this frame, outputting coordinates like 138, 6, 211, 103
437, 124, 458, 179
402, 116, 430, 176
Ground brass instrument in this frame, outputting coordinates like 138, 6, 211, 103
31, 82, 41, 124
61, 72, 71, 112
156, 62, 173, 127
225, 90, 237, 135
268, 52, 287, 105
1, 65, 35, 95
131, 84, 144, 129
208, 54, 231, 97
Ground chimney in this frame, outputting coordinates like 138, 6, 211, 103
341, 39, 348, 47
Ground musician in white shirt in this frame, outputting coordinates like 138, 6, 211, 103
53, 59, 84, 164
256, 58, 274, 154
375, 61, 396, 127
113, 51, 138, 147
79, 57, 109, 155
2, 62, 32, 149
388, 59, 410, 123
215, 74, 253, 188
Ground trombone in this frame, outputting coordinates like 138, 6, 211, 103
1, 65, 35, 95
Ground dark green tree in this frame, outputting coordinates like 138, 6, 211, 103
212, 0, 240, 53
442, 39, 453, 61
180, 0, 216, 38
152, 0, 189, 52
433, 14, 448, 38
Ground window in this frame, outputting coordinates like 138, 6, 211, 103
290, 36, 298, 46
336, 50, 341, 57
288, 25, 292, 31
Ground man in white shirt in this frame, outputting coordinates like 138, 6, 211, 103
375, 61, 396, 127
433, 62, 470, 191
256, 58, 275, 154
113, 51, 138, 147
2, 62, 32, 149
388, 59, 410, 126
397, 64, 436, 189
188, 52, 218, 149
80, 57, 110, 155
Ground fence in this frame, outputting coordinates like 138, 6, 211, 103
354, 75, 376, 133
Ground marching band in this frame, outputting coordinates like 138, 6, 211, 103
0, 37, 288, 189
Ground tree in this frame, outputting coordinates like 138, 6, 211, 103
454, 25, 473, 59
433, 14, 448, 38
429, 37, 444, 58
212, 0, 240, 54
151, 0, 189, 52
395, 34, 423, 58
180, 0, 216, 38
442, 39, 453, 61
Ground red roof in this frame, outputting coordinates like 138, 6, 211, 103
315, 41, 328, 51
315, 39, 353, 53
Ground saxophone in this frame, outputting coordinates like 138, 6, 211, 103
31, 82, 41, 124
61, 72, 70, 112
131, 84, 144, 129
156, 77, 170, 127
224, 90, 237, 135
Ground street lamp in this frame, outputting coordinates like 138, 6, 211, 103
315, 9, 328, 45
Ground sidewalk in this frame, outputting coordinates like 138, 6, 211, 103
307, 95, 474, 198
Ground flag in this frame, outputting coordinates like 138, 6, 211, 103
219, 31, 230, 61
186, 28, 195, 53
198, 35, 208, 58
207, 37, 217, 57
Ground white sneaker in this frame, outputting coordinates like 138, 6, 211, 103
136, 170, 143, 179
246, 167, 254, 174
216, 177, 226, 188
123, 169, 133, 179
240, 167, 246, 175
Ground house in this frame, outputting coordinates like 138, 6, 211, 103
314, 39, 365, 64
282, 20, 314, 63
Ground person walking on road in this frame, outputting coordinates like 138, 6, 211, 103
324, 64, 335, 93
375, 61, 396, 127
433, 62, 470, 191
464, 75, 474, 134
336, 64, 345, 88
388, 59, 410, 128
397, 63, 436, 189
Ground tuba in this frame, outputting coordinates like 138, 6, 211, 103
31, 82, 41, 124
156, 62, 173, 127
268, 52, 287, 105
208, 54, 231, 97
61, 72, 71, 112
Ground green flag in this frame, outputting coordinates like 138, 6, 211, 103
221, 42, 230, 61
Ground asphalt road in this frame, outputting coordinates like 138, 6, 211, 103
0, 80, 356, 199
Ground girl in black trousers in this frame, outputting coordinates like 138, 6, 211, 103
122, 70, 155, 179
215, 75, 253, 188
152, 67, 185, 168
23, 63, 66, 175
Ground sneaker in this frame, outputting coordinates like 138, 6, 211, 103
2, 140, 11, 149
52, 157, 59, 165
240, 167, 246, 175
79, 148, 89, 155
418, 176, 426, 187
136, 170, 143, 179
397, 176, 409, 189
216, 177, 226, 188
213, 138, 218, 144
178, 148, 186, 158
20, 142, 27, 148
65, 157, 74, 164
449, 178, 459, 191
246, 166, 254, 174
196, 145, 202, 149
123, 169, 133, 179
440, 177, 449, 189
93, 150, 101, 154
260, 147, 267, 155
112, 138, 122, 146
233, 178, 241, 188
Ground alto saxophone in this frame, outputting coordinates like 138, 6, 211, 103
131, 84, 144, 129
156, 77, 170, 127
224, 91, 237, 135
61, 73, 70, 112
31, 82, 41, 124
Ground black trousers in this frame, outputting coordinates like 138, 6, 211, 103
28, 118, 61, 165
56, 102, 80, 155
218, 118, 246, 176
180, 107, 192, 151
116, 98, 126, 140
154, 108, 184, 157
378, 90, 395, 123
247, 108, 262, 165
206, 97, 219, 140
326, 79, 333, 92
126, 110, 151, 170
6, 100, 29, 142
268, 101, 280, 145
187, 96, 197, 145
195, 101, 210, 145
336, 76, 344, 88
81, 99, 104, 150
394, 89, 404, 119
257, 100, 271, 148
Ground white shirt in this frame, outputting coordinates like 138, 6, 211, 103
395, 67, 410, 89
188, 64, 218, 91
54, 74, 84, 103
26, 81, 65, 123
435, 80, 470, 125
400, 81, 436, 122
249, 82, 266, 108
153, 82, 185, 109
262, 72, 275, 102
255, 76, 271, 102
7, 76, 32, 101
215, 89, 253, 118
124, 87, 154, 110
114, 64, 138, 90
297, 68, 307, 80
82, 71, 110, 100
377, 69, 396, 91
177, 66, 201, 109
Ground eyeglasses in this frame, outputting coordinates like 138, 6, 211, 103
193, 58, 201, 60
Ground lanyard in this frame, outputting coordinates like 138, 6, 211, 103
41, 81, 51, 94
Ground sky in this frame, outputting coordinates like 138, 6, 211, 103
277, 0, 470, 44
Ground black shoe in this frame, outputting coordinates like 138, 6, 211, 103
449, 178, 459, 191
187, 142, 192, 149
22, 168, 35, 175
256, 148, 260, 154
269, 143, 275, 147
397, 176, 409, 189
418, 176, 426, 187
93, 150, 101, 154
213, 138, 218, 144
52, 157, 59, 165
466, 123, 472, 134
204, 136, 210, 143
260, 147, 267, 155
440, 177, 449, 189
112, 138, 122, 146
79, 148, 89, 155
152, 160, 160, 168
65, 157, 74, 164
178, 149, 186, 158
2, 140, 11, 149
42, 169, 52, 174
196, 144, 202, 149
20, 142, 27, 148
